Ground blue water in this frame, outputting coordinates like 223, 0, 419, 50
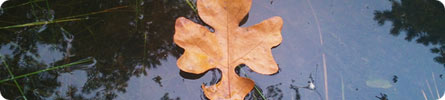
0, 0, 444, 100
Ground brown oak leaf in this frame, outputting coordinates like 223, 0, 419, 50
173, 0, 283, 99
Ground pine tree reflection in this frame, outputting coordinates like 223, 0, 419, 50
374, 0, 445, 67
0, 0, 195, 99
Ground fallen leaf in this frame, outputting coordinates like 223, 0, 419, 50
174, 0, 283, 99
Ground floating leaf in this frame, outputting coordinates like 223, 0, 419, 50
173, 0, 283, 99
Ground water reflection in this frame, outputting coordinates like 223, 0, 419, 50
0, 0, 443, 99
243, 83, 284, 100
0, 0, 194, 99
375, 93, 388, 100
265, 83, 283, 100
392, 75, 398, 83
160, 93, 180, 100
289, 85, 301, 100
374, 0, 445, 68
152, 76, 163, 87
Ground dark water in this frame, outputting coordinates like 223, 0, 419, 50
0, 0, 444, 100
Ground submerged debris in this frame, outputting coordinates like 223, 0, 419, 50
366, 79, 392, 89
152, 76, 163, 87
375, 93, 388, 100
392, 75, 398, 83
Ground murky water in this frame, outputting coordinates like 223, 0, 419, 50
0, 0, 444, 100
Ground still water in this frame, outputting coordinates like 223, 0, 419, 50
0, 0, 444, 100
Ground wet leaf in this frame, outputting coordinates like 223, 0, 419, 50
173, 0, 283, 99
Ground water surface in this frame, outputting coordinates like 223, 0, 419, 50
0, 0, 444, 100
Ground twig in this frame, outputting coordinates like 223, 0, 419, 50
432, 72, 440, 98
341, 74, 345, 100
426, 80, 435, 100
306, 0, 329, 99
422, 89, 428, 100
322, 53, 329, 100
306, 0, 323, 45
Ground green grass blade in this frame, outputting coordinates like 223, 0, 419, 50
1, 0, 45, 10
0, 6, 127, 30
0, 18, 85, 29
185, 0, 197, 13
2, 58, 27, 100
45, 0, 50, 11
240, 68, 267, 100
254, 85, 267, 100
60, 6, 128, 19
0, 57, 93, 83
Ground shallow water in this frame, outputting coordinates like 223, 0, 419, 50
0, 0, 444, 100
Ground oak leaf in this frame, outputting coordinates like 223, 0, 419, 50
174, 0, 283, 99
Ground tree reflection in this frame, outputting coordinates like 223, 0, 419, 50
160, 93, 180, 100
375, 93, 388, 100
0, 0, 195, 99
243, 83, 284, 100
290, 84, 301, 100
374, 0, 445, 67
0, 56, 60, 99
265, 83, 283, 100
